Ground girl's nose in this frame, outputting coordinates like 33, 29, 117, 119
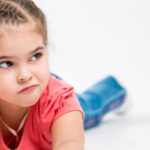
17, 66, 32, 84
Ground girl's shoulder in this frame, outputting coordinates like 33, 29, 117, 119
38, 75, 79, 121
47, 75, 73, 97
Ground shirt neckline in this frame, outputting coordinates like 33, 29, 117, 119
0, 108, 32, 150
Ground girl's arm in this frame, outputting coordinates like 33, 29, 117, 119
51, 111, 84, 150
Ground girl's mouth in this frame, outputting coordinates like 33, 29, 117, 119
19, 85, 38, 94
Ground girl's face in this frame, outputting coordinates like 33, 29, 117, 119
0, 26, 50, 107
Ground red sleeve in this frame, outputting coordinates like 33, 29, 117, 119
39, 76, 84, 132
52, 86, 84, 122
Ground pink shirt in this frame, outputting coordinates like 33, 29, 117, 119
0, 75, 84, 150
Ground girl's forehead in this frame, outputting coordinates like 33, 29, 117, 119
0, 23, 43, 42
0, 25, 45, 55
0, 23, 40, 36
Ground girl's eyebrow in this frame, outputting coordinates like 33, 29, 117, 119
30, 46, 45, 54
0, 46, 45, 60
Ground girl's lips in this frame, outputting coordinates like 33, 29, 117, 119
19, 85, 38, 94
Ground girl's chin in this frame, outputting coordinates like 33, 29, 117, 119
22, 98, 40, 107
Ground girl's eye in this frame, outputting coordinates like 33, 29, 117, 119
0, 61, 13, 68
30, 52, 43, 61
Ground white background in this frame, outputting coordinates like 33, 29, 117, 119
36, 0, 150, 149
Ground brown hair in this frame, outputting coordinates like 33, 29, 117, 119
0, 0, 48, 45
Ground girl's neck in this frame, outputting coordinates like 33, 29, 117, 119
0, 100, 29, 130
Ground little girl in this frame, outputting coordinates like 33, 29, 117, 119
0, 0, 128, 149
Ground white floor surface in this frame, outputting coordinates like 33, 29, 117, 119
85, 112, 150, 150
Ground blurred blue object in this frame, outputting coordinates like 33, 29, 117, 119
76, 76, 127, 129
